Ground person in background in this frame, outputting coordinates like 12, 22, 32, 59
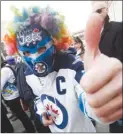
2, 95, 18, 122
73, 36, 85, 60
92, 1, 123, 133
1, 101, 14, 133
92, 1, 123, 63
1, 57, 36, 133
1, 60, 18, 122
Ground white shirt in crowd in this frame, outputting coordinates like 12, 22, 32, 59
1, 66, 19, 100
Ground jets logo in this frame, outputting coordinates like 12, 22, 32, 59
34, 62, 47, 74
41, 94, 68, 129
17, 28, 42, 46
45, 104, 59, 121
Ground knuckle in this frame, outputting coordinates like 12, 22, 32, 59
94, 109, 104, 117
101, 117, 110, 123
113, 72, 122, 94
111, 58, 122, 71
81, 75, 92, 93
87, 95, 99, 108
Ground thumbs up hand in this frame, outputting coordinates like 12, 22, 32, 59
80, 13, 122, 123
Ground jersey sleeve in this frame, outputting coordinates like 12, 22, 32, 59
71, 57, 85, 83
74, 81, 112, 125
54, 52, 85, 82
1, 67, 14, 90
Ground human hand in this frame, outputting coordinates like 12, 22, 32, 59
42, 112, 54, 126
81, 13, 122, 123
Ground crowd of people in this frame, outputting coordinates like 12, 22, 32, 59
1, 1, 122, 133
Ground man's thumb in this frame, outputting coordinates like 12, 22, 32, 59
84, 13, 104, 70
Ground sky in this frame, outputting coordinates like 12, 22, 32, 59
1, 1, 122, 35
1, 1, 92, 33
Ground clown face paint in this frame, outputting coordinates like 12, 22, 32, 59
17, 24, 56, 77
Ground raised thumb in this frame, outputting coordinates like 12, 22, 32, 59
84, 13, 104, 70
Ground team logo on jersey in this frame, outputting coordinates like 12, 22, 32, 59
45, 104, 59, 120
34, 62, 47, 74
41, 94, 68, 129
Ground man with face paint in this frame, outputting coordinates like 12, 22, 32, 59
3, 6, 122, 132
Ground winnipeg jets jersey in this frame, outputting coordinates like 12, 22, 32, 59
25, 52, 100, 132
